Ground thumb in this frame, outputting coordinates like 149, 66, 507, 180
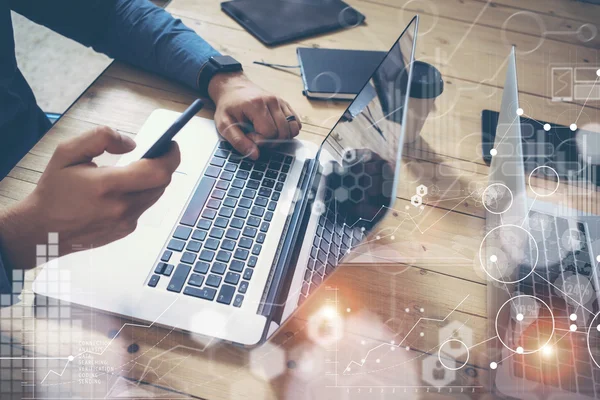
50, 126, 136, 168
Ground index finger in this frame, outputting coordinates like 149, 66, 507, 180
105, 141, 181, 193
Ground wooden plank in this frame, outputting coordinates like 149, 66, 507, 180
490, 0, 600, 25
367, 0, 600, 49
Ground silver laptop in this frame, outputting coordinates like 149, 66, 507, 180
486, 47, 600, 398
33, 18, 419, 346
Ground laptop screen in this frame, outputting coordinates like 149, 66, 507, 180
315, 16, 418, 228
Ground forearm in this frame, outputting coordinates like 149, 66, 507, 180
0, 198, 43, 274
10, 0, 221, 91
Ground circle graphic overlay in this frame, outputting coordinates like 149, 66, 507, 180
553, 273, 595, 307
482, 183, 513, 215
587, 312, 600, 369
495, 295, 555, 355
480, 224, 539, 284
528, 166, 560, 197
438, 339, 469, 370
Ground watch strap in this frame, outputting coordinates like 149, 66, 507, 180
198, 56, 243, 98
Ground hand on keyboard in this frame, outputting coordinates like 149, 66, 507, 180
208, 73, 301, 160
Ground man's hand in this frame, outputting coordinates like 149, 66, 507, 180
208, 72, 301, 160
0, 126, 180, 271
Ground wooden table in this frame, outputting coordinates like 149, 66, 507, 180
1, 0, 599, 398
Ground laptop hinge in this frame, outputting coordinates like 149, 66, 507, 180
257, 158, 319, 321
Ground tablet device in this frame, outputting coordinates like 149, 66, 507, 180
221, 0, 365, 47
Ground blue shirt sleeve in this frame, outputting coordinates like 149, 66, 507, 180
10, 0, 221, 91
0, 252, 13, 297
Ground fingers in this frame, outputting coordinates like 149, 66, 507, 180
267, 100, 292, 145
216, 114, 259, 160
51, 126, 136, 169
103, 142, 181, 193
247, 100, 279, 144
281, 101, 301, 138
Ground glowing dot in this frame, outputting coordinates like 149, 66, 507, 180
516, 108, 524, 116
419, 332, 425, 337
596, 255, 600, 262
490, 362, 498, 370
490, 148, 497, 156
390, 340, 395, 344
542, 345, 553, 356
570, 123, 577, 131
405, 205, 410, 210
405, 346, 410, 351
570, 324, 577, 331
405, 308, 410, 313
346, 367, 351, 372
516, 347, 524, 354
361, 340, 366, 345
346, 307, 351, 313
516, 313, 524, 321
420, 308, 425, 313
597, 69, 600, 77
375, 359, 380, 363
376, 235, 381, 240
390, 346, 396, 351
543, 123, 551, 131
420, 205, 425, 210
570, 313, 577, 321
597, 325, 600, 332
490, 255, 498, 262
361, 359, 365, 363
391, 235, 395, 240
346, 249, 351, 254
68, 355, 74, 362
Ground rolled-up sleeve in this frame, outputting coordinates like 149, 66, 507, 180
10, 0, 221, 91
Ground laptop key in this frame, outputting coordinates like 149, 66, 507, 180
173, 225, 192, 240
248, 256, 258, 267
220, 171, 234, 181
284, 155, 293, 164
247, 180, 260, 190
282, 164, 290, 173
254, 162, 268, 171
264, 211, 273, 222
278, 174, 287, 182
275, 182, 284, 192
248, 217, 260, 227
255, 196, 267, 207
240, 160, 253, 171
214, 149, 230, 158
205, 166, 221, 178
211, 262, 227, 275
233, 294, 244, 307
201, 209, 217, 220
225, 272, 240, 285
226, 228, 241, 240
250, 171, 264, 180
214, 217, 229, 228
251, 206, 265, 217
218, 141, 232, 149
217, 285, 236, 305
207, 199, 221, 210
167, 264, 191, 293
228, 188, 242, 198
154, 263, 166, 274
243, 226, 257, 238
243, 189, 257, 199
239, 198, 252, 208
252, 244, 262, 256
148, 275, 160, 287
236, 170, 249, 180
210, 228, 225, 239
234, 208, 249, 219
239, 237, 253, 249
243, 268, 253, 280
161, 250, 172, 262
234, 249, 249, 260
184, 286, 216, 301
216, 180, 230, 190
256, 233, 266, 244
230, 260, 245, 272
224, 162, 237, 172
167, 239, 185, 252
231, 218, 244, 229
272, 192, 280, 201
199, 249, 215, 262
164, 264, 174, 276
204, 238, 219, 250
212, 189, 226, 200
181, 252, 197, 264
223, 197, 237, 208
216, 250, 232, 263
180, 177, 215, 226
259, 187, 272, 197
210, 157, 225, 167
221, 239, 236, 251
232, 178, 245, 189
197, 219, 212, 230
239, 281, 249, 293
194, 261, 210, 274
206, 274, 222, 287
260, 222, 270, 232
188, 273, 204, 287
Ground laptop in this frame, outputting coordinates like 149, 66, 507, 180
32, 17, 419, 346
486, 48, 600, 397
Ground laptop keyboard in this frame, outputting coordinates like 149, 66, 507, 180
148, 141, 294, 308
297, 207, 363, 305
512, 211, 599, 395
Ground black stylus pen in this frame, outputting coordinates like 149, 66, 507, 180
142, 99, 204, 159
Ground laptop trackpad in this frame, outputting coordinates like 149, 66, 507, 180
138, 171, 190, 228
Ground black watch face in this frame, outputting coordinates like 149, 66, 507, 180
213, 55, 241, 69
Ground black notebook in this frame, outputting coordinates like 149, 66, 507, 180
221, 0, 366, 47
297, 47, 386, 100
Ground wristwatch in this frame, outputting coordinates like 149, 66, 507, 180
198, 55, 243, 98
